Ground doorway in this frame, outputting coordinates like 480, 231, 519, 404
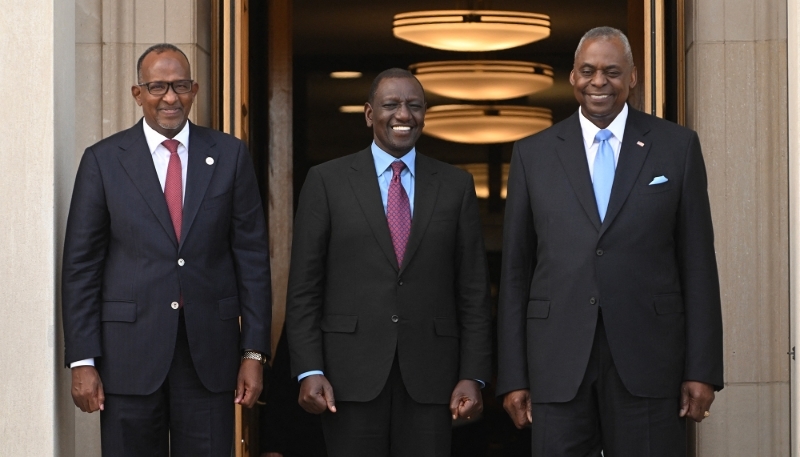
235, 0, 686, 455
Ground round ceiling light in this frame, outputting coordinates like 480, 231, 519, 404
393, 10, 550, 52
423, 105, 552, 144
410, 60, 554, 100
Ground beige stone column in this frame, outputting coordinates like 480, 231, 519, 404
72, 1, 213, 455
789, 0, 800, 455
685, 0, 789, 455
0, 0, 75, 455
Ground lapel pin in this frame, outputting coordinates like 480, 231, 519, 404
636, 141, 645, 147
206, 157, 214, 165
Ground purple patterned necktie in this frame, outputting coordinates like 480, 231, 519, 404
387, 161, 411, 268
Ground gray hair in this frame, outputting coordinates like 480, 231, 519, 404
137, 43, 191, 83
574, 27, 634, 67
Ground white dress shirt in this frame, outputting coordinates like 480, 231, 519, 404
70, 120, 191, 369
578, 103, 628, 180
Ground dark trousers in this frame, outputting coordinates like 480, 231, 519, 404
100, 312, 234, 457
531, 313, 686, 457
321, 356, 452, 457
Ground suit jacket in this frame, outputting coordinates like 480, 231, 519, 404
62, 119, 271, 395
286, 148, 492, 404
497, 107, 723, 403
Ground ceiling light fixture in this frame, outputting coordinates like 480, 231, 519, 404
338, 105, 365, 113
330, 71, 363, 79
423, 105, 552, 144
456, 163, 510, 199
410, 60, 554, 100
393, 10, 550, 52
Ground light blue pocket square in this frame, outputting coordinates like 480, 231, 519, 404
649, 175, 668, 185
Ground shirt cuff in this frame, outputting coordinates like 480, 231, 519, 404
474, 379, 486, 389
298, 370, 324, 382
70, 358, 95, 368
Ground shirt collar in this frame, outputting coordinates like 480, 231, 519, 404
578, 103, 628, 149
142, 118, 191, 154
371, 141, 416, 177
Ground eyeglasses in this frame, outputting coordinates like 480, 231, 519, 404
137, 80, 194, 95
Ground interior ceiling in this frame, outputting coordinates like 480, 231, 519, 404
291, 0, 629, 165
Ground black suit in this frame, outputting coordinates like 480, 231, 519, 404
498, 108, 723, 454
62, 119, 271, 454
286, 148, 492, 455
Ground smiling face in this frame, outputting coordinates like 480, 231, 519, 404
570, 36, 637, 129
365, 77, 426, 158
131, 50, 199, 138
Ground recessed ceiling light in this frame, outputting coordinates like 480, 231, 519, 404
339, 105, 365, 113
330, 71, 363, 79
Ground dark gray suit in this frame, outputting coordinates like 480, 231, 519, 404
62, 119, 271, 454
286, 148, 492, 456
498, 107, 723, 453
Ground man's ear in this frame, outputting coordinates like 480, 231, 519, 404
629, 66, 638, 89
131, 85, 143, 106
568, 69, 576, 86
364, 102, 373, 127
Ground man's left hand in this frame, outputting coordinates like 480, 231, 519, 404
234, 359, 263, 408
449, 379, 483, 420
679, 380, 715, 422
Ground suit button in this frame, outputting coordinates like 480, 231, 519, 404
391, 315, 399, 323
596, 249, 604, 256
589, 297, 597, 305
171, 301, 179, 309
398, 279, 404, 286
177, 258, 185, 266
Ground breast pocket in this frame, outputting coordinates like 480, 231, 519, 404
203, 191, 232, 210
638, 181, 674, 194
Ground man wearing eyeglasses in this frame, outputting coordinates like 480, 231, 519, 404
62, 43, 272, 456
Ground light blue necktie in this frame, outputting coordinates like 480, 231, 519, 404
593, 129, 615, 222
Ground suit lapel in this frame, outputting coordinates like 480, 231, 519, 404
556, 113, 602, 231
116, 120, 178, 248
599, 109, 651, 238
347, 149, 399, 271
400, 154, 439, 274
180, 123, 218, 251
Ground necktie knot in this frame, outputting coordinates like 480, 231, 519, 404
390, 160, 406, 178
595, 129, 612, 142
162, 139, 180, 155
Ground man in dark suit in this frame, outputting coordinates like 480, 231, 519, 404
62, 43, 271, 456
286, 68, 492, 457
497, 27, 723, 456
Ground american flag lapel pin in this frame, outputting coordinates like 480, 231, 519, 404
636, 141, 645, 147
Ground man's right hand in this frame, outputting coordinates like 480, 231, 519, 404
71, 366, 105, 413
503, 389, 532, 429
298, 374, 336, 414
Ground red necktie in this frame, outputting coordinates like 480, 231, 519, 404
387, 161, 411, 268
162, 139, 182, 242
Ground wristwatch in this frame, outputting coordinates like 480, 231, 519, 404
242, 350, 268, 365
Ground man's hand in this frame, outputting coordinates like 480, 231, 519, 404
234, 359, 263, 408
503, 389, 532, 429
450, 380, 483, 420
298, 375, 336, 414
71, 366, 105, 413
679, 381, 715, 422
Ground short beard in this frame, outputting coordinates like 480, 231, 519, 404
157, 117, 185, 131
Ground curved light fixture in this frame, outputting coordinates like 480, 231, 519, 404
410, 60, 553, 100
423, 105, 552, 144
393, 10, 550, 52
